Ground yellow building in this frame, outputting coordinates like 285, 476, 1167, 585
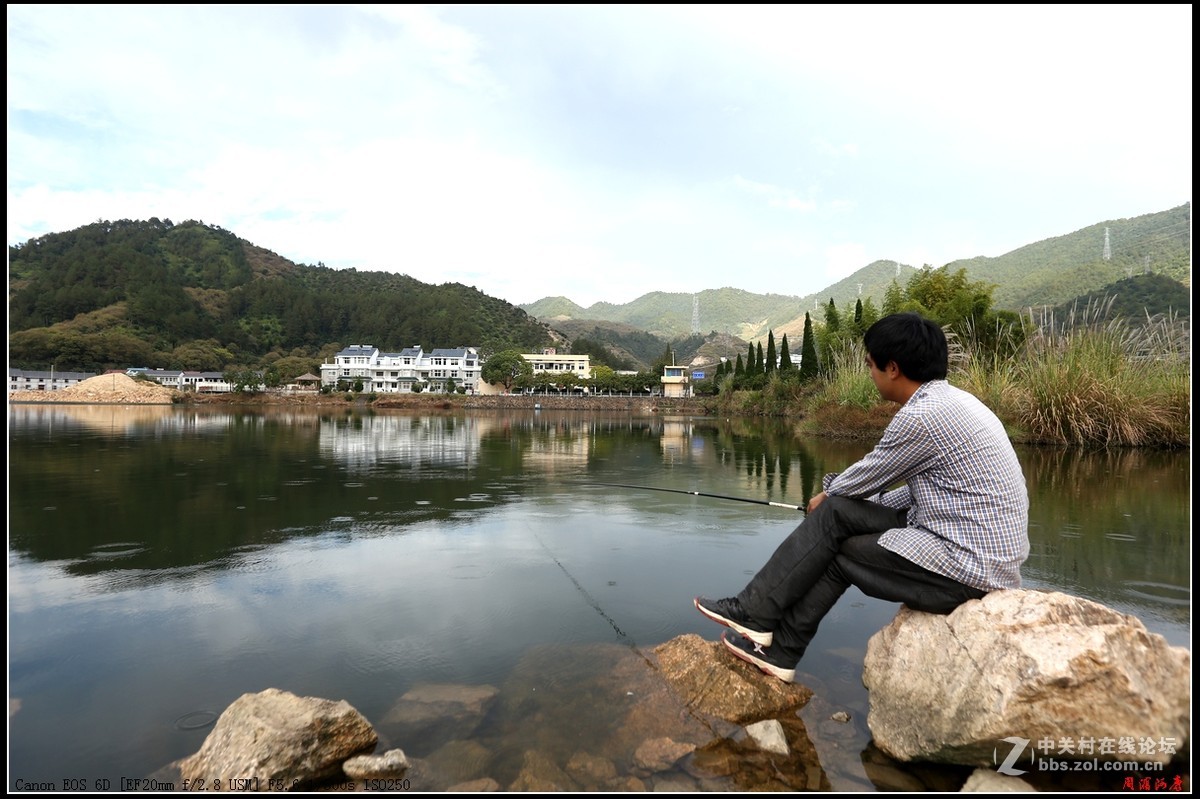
661, 365, 690, 397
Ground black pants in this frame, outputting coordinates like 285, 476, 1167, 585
736, 495, 987, 664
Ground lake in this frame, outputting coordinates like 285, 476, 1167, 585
7, 405, 1191, 791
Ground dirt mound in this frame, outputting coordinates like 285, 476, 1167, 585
9, 373, 180, 404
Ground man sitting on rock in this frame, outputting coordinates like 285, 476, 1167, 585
695, 312, 1030, 682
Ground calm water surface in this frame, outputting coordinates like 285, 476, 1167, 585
7, 405, 1191, 790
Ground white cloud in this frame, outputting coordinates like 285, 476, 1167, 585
6, 4, 1192, 307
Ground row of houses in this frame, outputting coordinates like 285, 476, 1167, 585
320, 345, 594, 395
10, 345, 699, 397
9, 368, 97, 393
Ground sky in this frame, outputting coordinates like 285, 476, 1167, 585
6, 4, 1192, 308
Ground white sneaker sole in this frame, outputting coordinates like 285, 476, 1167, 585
721, 633, 795, 683
694, 597, 773, 647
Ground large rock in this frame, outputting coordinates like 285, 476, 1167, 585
863, 590, 1190, 766
179, 688, 377, 790
652, 634, 813, 724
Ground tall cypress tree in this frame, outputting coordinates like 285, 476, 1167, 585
747, 342, 756, 375
756, 342, 765, 375
765, 331, 777, 373
800, 312, 819, 380
779, 334, 793, 370
734, 353, 744, 376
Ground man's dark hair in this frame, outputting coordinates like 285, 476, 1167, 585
863, 313, 948, 382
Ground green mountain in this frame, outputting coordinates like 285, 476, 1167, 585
524, 287, 809, 342
522, 204, 1192, 342
8, 218, 554, 373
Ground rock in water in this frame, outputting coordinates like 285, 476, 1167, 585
179, 688, 377, 789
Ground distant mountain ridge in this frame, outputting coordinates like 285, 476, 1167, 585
522, 204, 1191, 342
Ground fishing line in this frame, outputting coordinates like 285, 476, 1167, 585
574, 481, 806, 513
530, 524, 749, 739
532, 528, 639, 649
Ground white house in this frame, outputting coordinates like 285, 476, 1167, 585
320, 345, 481, 393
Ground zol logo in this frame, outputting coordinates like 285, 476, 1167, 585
994, 736, 1031, 776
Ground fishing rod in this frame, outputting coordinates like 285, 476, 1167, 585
577, 482, 806, 512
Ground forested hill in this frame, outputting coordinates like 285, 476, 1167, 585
8, 218, 554, 372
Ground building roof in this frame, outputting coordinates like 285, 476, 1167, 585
336, 345, 380, 357
9, 368, 96, 380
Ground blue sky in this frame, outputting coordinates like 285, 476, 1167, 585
6, 5, 1192, 307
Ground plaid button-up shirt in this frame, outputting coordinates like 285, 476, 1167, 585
823, 379, 1029, 590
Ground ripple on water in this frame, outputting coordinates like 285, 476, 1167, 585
1103, 532, 1138, 542
173, 710, 218, 731
1124, 581, 1190, 607
88, 542, 149, 560
448, 563, 493, 581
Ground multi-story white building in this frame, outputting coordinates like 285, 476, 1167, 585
523, 349, 591, 380
320, 345, 481, 393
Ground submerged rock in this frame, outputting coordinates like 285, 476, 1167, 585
379, 682, 498, 755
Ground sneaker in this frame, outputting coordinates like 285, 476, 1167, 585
693, 596, 773, 647
721, 631, 796, 683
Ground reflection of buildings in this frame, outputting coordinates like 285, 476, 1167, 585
318, 414, 502, 471
521, 421, 590, 472
660, 420, 690, 463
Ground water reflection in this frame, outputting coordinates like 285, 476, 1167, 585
7, 406, 1190, 791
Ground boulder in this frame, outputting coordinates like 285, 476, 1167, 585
863, 590, 1190, 766
179, 688, 377, 790
652, 634, 812, 724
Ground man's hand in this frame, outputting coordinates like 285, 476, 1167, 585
807, 491, 828, 514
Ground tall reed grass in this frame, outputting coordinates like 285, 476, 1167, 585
1004, 301, 1190, 447
808, 338, 876, 411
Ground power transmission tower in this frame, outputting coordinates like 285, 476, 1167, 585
691, 295, 700, 335
1103, 227, 1112, 261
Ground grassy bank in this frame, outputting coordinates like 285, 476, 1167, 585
714, 310, 1190, 449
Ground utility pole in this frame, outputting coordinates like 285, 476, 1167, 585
691, 295, 700, 335
1103, 227, 1112, 261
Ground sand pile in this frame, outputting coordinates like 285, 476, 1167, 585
9, 373, 180, 404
